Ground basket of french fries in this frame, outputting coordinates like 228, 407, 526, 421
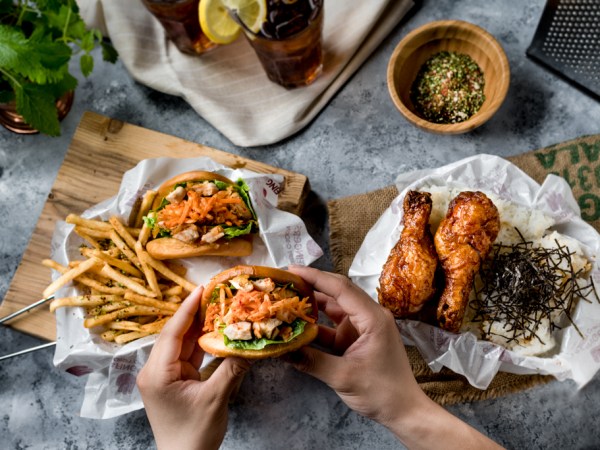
44, 157, 322, 419
45, 212, 196, 345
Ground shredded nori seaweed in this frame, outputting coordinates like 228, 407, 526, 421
470, 228, 599, 344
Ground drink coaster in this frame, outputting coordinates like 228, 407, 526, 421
526, 0, 600, 101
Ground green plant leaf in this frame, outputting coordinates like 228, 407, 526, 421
0, 25, 29, 68
45, 4, 87, 39
0, 25, 71, 84
0, 0, 118, 136
101, 40, 119, 63
79, 53, 93, 77
36, 41, 72, 70
33, 0, 63, 13
79, 30, 95, 52
14, 83, 61, 136
46, 72, 78, 98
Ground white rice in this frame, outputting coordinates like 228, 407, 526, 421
422, 184, 591, 356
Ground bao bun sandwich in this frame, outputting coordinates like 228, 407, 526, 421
145, 171, 257, 260
199, 265, 319, 359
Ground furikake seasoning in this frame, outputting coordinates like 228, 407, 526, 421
410, 51, 485, 124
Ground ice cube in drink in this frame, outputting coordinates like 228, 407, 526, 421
244, 0, 324, 88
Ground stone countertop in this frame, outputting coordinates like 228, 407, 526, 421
2, 0, 600, 448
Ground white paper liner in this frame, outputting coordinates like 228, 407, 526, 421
50, 157, 323, 419
350, 154, 600, 390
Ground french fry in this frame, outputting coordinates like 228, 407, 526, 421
109, 229, 141, 268
99, 263, 157, 298
138, 316, 156, 325
68, 262, 113, 284
83, 305, 172, 328
134, 241, 161, 298
106, 320, 142, 332
123, 291, 179, 313
115, 331, 151, 345
72, 228, 103, 250
66, 214, 112, 231
46, 210, 196, 346
161, 285, 183, 297
134, 190, 157, 228
74, 225, 112, 240
137, 215, 153, 247
43, 257, 101, 298
42, 259, 128, 295
87, 301, 132, 316
49, 294, 121, 313
109, 216, 138, 251
67, 214, 140, 236
100, 329, 124, 342
105, 247, 121, 258
139, 250, 197, 293
140, 317, 170, 333
81, 248, 144, 278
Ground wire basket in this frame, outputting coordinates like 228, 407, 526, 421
526, 0, 600, 100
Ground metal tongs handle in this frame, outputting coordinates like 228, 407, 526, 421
0, 342, 56, 362
0, 295, 56, 361
0, 295, 54, 325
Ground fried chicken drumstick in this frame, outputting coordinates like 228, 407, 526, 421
378, 191, 438, 318
435, 191, 500, 332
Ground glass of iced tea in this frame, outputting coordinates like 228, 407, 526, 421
238, 0, 324, 88
142, 0, 218, 55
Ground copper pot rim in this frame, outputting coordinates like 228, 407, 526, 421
0, 90, 75, 135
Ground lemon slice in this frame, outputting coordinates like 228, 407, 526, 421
199, 0, 242, 45
199, 0, 267, 44
223, 0, 267, 34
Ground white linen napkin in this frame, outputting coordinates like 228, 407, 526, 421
77, 0, 415, 147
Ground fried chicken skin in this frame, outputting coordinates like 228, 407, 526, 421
434, 191, 500, 332
377, 191, 438, 318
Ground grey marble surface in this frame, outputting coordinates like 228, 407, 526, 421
2, 0, 600, 449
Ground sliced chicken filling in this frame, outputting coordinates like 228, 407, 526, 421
204, 275, 316, 341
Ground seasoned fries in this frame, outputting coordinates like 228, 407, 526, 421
133, 189, 157, 228
45, 212, 198, 345
43, 258, 101, 298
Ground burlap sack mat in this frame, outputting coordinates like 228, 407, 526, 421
328, 134, 600, 405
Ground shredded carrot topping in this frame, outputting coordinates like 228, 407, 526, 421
157, 186, 248, 233
203, 279, 315, 333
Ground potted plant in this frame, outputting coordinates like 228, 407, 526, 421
0, 0, 118, 136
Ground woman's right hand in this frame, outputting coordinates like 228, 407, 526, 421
287, 265, 503, 450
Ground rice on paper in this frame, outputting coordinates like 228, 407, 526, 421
426, 184, 592, 357
349, 154, 600, 389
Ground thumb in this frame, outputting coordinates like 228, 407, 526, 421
287, 347, 341, 388
205, 357, 251, 402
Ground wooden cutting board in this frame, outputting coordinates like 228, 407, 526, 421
0, 111, 310, 341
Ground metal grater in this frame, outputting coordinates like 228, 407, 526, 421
526, 0, 600, 101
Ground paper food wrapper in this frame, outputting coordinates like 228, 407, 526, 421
50, 157, 323, 419
350, 154, 600, 390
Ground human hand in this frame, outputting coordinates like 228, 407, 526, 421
137, 286, 250, 450
286, 265, 422, 425
287, 266, 503, 450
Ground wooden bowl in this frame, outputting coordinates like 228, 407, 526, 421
387, 20, 510, 134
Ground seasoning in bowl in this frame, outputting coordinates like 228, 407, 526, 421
410, 51, 485, 124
